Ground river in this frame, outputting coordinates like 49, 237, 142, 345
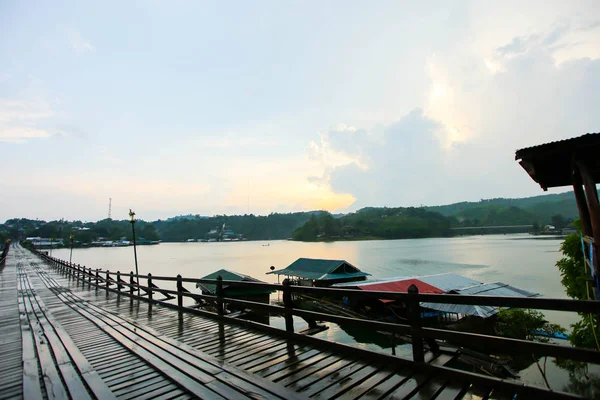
51, 234, 590, 393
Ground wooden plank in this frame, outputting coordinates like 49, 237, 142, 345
301, 360, 368, 396
356, 369, 414, 400
50, 285, 297, 400
22, 266, 116, 400
310, 363, 383, 399
338, 368, 399, 399
427, 381, 468, 400
274, 354, 341, 387
292, 358, 356, 392
254, 348, 324, 376
381, 373, 432, 399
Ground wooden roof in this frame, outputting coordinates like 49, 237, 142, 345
515, 133, 600, 190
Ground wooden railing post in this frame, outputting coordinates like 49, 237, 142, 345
147, 273, 153, 302
106, 270, 110, 290
177, 274, 183, 311
216, 276, 224, 317
117, 271, 121, 294
88, 267, 92, 285
282, 279, 294, 333
407, 284, 424, 362
130, 272, 135, 297
95, 269, 100, 286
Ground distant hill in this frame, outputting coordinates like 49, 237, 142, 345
3, 191, 593, 244
425, 191, 579, 225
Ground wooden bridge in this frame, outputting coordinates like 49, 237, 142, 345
2, 244, 600, 399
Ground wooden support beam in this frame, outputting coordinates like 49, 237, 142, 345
572, 165, 593, 237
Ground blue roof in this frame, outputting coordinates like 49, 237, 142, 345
267, 258, 370, 281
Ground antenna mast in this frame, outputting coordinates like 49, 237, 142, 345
108, 198, 112, 219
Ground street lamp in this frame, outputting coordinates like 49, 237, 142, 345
69, 234, 75, 264
129, 209, 140, 295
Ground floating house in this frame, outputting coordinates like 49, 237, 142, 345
197, 269, 274, 304
267, 258, 370, 287
335, 273, 538, 318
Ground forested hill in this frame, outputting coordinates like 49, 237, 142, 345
292, 208, 453, 241
153, 213, 313, 241
1, 191, 588, 244
424, 191, 579, 224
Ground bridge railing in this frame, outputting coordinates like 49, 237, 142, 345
35, 251, 600, 368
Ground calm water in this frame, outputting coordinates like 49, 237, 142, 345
52, 234, 585, 391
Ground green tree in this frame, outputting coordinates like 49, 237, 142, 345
555, 220, 600, 349
551, 214, 567, 229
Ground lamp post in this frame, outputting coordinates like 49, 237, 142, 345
129, 209, 140, 295
69, 234, 75, 264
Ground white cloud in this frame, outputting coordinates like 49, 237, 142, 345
70, 31, 94, 53
0, 98, 57, 143
0, 127, 52, 143
0, 99, 54, 122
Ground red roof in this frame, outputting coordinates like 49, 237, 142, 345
356, 279, 444, 303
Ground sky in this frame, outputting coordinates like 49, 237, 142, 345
1, 1, 600, 222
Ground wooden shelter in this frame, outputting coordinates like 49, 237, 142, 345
516, 133, 600, 299
197, 269, 274, 304
267, 258, 370, 286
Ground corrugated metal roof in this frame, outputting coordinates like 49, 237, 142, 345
267, 258, 369, 281
515, 133, 600, 158
453, 282, 539, 297
355, 279, 443, 303
421, 282, 539, 318
419, 302, 499, 318
515, 133, 600, 190
418, 273, 481, 292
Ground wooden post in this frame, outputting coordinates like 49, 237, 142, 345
106, 270, 110, 290
117, 271, 121, 294
216, 276, 224, 317
88, 267, 92, 285
407, 284, 424, 362
147, 274, 153, 302
130, 272, 135, 297
578, 162, 600, 284
95, 269, 100, 287
282, 279, 294, 333
573, 167, 593, 237
177, 274, 183, 311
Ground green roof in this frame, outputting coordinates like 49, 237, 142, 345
197, 269, 274, 296
267, 258, 370, 281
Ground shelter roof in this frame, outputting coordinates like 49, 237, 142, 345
515, 133, 600, 190
421, 282, 539, 318
267, 258, 370, 281
197, 268, 272, 295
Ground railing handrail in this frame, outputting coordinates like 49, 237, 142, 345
41, 254, 600, 314
36, 252, 600, 364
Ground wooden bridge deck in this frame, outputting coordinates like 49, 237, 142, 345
0, 246, 569, 399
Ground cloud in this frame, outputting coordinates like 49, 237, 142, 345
70, 31, 94, 53
309, 22, 600, 210
0, 99, 54, 122
96, 146, 122, 166
0, 98, 58, 143
0, 126, 52, 143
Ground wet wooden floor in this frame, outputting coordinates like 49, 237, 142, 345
0, 246, 555, 399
